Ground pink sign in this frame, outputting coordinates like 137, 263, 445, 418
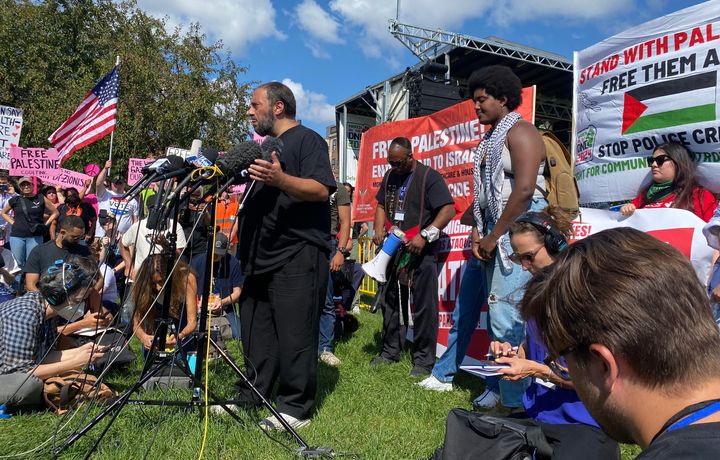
9, 147, 60, 177
127, 158, 153, 186
84, 163, 101, 177
43, 168, 92, 190
252, 131, 266, 144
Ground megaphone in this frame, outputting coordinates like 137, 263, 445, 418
363, 227, 406, 283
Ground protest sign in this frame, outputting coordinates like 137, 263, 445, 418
574, 2, 720, 204
127, 158, 153, 186
42, 168, 92, 190
166, 147, 190, 159
352, 89, 536, 362
0, 106, 23, 170
571, 207, 714, 282
9, 147, 60, 177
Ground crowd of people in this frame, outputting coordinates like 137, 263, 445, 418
1, 73, 719, 459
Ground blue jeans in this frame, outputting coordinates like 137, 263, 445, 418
709, 259, 720, 329
431, 198, 545, 407
318, 240, 337, 353
226, 308, 241, 339
9, 236, 42, 269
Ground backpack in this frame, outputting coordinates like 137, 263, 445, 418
43, 371, 116, 415
540, 130, 580, 217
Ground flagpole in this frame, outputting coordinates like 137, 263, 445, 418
107, 55, 120, 177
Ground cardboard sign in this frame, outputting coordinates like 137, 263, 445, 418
127, 158, 154, 186
9, 147, 60, 177
43, 168, 92, 190
0, 105, 23, 170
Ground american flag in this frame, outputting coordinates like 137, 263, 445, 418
49, 65, 119, 163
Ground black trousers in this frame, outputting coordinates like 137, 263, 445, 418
537, 420, 620, 460
379, 251, 439, 371
236, 244, 328, 419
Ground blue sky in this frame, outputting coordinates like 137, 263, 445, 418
136, 0, 705, 135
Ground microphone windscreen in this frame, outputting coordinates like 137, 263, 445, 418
217, 142, 263, 177
158, 155, 186, 174
261, 137, 284, 161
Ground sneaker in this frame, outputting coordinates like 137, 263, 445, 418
417, 375, 453, 392
409, 365, 431, 378
319, 350, 341, 367
472, 389, 500, 410
211, 404, 238, 416
369, 355, 396, 366
351, 305, 361, 314
258, 412, 310, 431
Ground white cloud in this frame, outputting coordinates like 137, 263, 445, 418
135, 0, 284, 54
281, 78, 336, 126
329, 0, 638, 58
296, 0, 344, 44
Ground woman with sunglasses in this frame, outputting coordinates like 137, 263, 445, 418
620, 142, 717, 221
488, 206, 620, 459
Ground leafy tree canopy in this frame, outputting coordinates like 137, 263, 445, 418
0, 0, 252, 174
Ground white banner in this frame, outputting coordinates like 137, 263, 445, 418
573, 2, 720, 204
0, 105, 23, 170
572, 207, 714, 283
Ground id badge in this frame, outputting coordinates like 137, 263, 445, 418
394, 211, 405, 221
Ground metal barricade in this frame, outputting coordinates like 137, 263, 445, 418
356, 236, 377, 309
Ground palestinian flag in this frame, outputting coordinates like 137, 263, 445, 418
622, 71, 717, 135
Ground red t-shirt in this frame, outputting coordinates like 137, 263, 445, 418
631, 185, 718, 222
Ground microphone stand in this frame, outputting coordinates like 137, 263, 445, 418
53, 177, 335, 459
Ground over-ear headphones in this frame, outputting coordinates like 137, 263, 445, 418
515, 212, 568, 256
43, 260, 88, 306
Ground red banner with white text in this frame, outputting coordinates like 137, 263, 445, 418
353, 89, 536, 362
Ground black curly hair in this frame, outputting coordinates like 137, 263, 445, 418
467, 65, 523, 111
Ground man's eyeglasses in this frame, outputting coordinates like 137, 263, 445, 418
544, 344, 582, 381
647, 154, 672, 167
509, 245, 544, 265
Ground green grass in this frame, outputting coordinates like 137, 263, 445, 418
0, 312, 642, 459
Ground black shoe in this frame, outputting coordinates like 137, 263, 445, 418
409, 365, 431, 378
369, 355, 396, 366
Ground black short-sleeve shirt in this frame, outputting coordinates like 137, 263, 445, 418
9, 195, 46, 237
637, 423, 720, 459
23, 240, 91, 276
376, 164, 454, 230
238, 124, 337, 275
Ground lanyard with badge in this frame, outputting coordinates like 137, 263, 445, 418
393, 170, 414, 224
650, 399, 720, 444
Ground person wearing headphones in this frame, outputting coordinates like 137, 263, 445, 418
0, 256, 106, 411
487, 207, 619, 459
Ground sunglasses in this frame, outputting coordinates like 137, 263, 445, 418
647, 154, 672, 167
389, 157, 411, 168
509, 245, 544, 265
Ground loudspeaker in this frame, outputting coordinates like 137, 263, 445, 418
362, 228, 406, 283
515, 213, 567, 255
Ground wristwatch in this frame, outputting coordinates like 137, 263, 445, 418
338, 246, 350, 257
420, 226, 440, 243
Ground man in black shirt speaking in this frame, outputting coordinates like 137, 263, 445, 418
234, 82, 336, 431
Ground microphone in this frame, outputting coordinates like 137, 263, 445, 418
216, 142, 264, 184
260, 136, 284, 162
123, 156, 185, 198
164, 148, 220, 205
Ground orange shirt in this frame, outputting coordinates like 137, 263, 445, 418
215, 198, 238, 243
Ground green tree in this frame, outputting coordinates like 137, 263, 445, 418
0, 0, 251, 174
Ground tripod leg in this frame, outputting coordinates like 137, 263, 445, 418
53, 355, 175, 458
208, 338, 310, 450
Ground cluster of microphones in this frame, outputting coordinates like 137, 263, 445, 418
123, 137, 283, 229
